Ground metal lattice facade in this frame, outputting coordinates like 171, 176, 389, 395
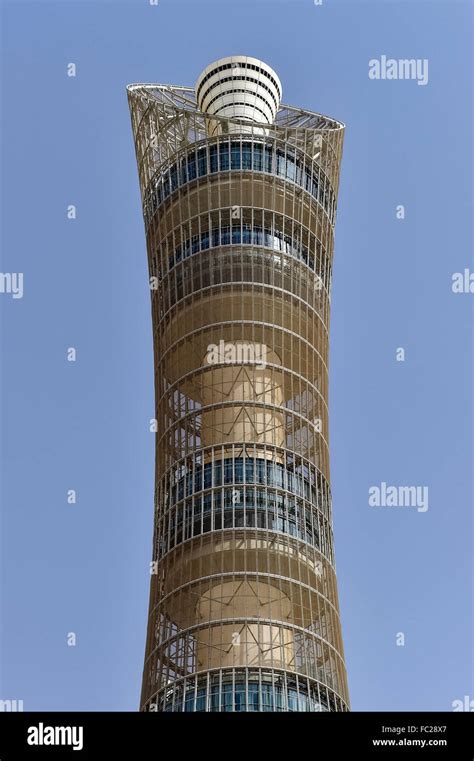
127, 56, 349, 712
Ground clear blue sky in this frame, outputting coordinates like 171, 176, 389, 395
1, 0, 472, 711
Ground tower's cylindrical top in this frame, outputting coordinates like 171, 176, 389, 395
196, 55, 282, 135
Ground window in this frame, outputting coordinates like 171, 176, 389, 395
145, 139, 335, 228
209, 145, 218, 173
231, 143, 241, 170
198, 148, 207, 176
219, 142, 230, 170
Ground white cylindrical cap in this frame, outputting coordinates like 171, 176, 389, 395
196, 55, 282, 135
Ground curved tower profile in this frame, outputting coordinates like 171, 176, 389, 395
127, 55, 349, 712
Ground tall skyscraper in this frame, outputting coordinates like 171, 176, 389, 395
127, 56, 349, 712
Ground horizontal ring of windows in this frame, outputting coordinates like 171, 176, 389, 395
196, 61, 282, 100
212, 100, 270, 122
157, 487, 334, 562
145, 669, 347, 712
160, 447, 331, 515
168, 225, 316, 272
163, 457, 330, 513
199, 75, 280, 112
143, 140, 336, 227
152, 209, 332, 290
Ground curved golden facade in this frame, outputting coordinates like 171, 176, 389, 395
127, 61, 349, 712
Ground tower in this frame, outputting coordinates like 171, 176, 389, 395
127, 55, 349, 712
